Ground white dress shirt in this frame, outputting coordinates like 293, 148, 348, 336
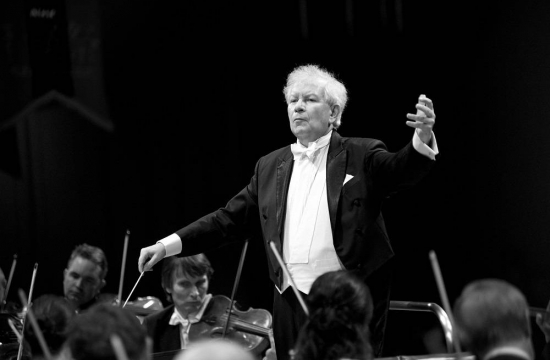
281, 130, 341, 294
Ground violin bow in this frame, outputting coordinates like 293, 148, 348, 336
222, 239, 249, 339
1, 253, 17, 311
117, 230, 130, 307
429, 250, 462, 355
17, 263, 38, 360
18, 288, 52, 360
268, 241, 309, 316
110, 334, 130, 360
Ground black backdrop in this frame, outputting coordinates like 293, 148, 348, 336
2, 0, 550, 356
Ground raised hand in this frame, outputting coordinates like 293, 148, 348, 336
406, 94, 436, 144
138, 243, 166, 273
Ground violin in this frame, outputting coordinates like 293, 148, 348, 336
123, 296, 164, 317
101, 293, 164, 322
189, 294, 275, 357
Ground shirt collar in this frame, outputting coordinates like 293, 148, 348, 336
295, 130, 332, 150
169, 294, 212, 326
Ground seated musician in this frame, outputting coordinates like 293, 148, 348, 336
291, 270, 374, 360
23, 294, 74, 359
453, 279, 534, 360
59, 302, 151, 360
142, 254, 214, 353
63, 243, 108, 313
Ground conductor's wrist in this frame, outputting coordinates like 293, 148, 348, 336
158, 233, 182, 257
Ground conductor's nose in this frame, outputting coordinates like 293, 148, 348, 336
294, 99, 305, 113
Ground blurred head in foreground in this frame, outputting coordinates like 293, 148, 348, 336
60, 303, 151, 360
175, 338, 255, 360
24, 294, 75, 358
453, 279, 533, 360
292, 270, 373, 360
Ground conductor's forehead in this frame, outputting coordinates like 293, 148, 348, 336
289, 80, 326, 96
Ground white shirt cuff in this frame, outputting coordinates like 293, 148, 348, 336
412, 131, 439, 160
157, 233, 182, 257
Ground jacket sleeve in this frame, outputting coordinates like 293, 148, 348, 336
175, 160, 263, 256
367, 140, 435, 197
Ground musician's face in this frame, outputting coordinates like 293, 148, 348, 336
63, 256, 105, 309
167, 272, 209, 317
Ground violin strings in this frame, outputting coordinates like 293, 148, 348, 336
220, 314, 266, 334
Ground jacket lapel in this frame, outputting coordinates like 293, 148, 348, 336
327, 131, 346, 232
276, 148, 293, 244
159, 306, 183, 352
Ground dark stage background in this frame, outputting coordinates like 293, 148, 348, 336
2, 0, 550, 357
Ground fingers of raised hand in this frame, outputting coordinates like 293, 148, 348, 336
138, 250, 149, 273
406, 113, 435, 127
416, 103, 435, 119
138, 246, 157, 272
419, 95, 434, 108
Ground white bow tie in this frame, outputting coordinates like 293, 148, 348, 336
291, 142, 318, 160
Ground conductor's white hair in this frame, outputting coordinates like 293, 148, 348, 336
283, 64, 348, 129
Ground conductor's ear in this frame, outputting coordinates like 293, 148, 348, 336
329, 105, 341, 122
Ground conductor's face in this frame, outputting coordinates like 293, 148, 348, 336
288, 79, 335, 146
168, 272, 209, 317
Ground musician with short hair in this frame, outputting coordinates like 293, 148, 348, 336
142, 254, 214, 353
60, 303, 151, 360
453, 279, 534, 360
63, 243, 108, 312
